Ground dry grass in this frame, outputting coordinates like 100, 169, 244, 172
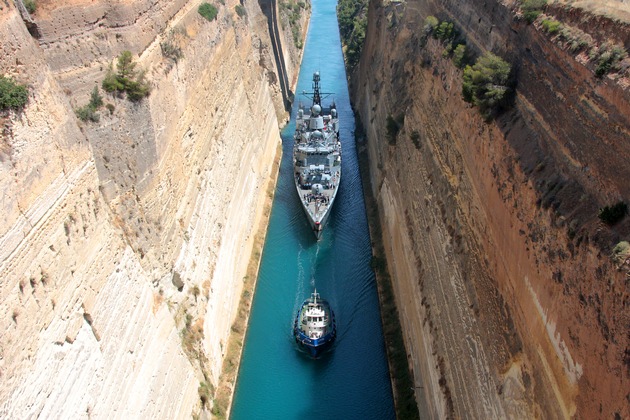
152, 291, 164, 314
553, 0, 630, 23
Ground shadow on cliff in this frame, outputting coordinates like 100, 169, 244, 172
258, 0, 293, 110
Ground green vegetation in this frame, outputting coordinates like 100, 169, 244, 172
590, 42, 628, 78
452, 43, 468, 68
420, 16, 514, 117
102, 51, 151, 101
434, 21, 454, 41
235, 4, 246, 18
462, 52, 512, 118
76, 86, 104, 123
24, 0, 36, 14
598, 201, 628, 225
540, 18, 626, 78
198, 3, 219, 21
89, 85, 103, 108
0, 76, 29, 111
423, 15, 439, 35
521, 0, 547, 23
424, 16, 469, 67
337, 0, 368, 70
280, 0, 308, 49
541, 18, 561, 35
76, 104, 99, 123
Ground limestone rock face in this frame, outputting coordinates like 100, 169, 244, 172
1, 0, 301, 416
352, 0, 629, 418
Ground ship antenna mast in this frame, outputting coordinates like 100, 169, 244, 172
312, 72, 321, 106
301, 71, 333, 107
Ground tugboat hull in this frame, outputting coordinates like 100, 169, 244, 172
293, 329, 336, 358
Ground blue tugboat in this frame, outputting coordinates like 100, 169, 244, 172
294, 290, 336, 358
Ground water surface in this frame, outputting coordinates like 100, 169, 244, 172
230, 0, 395, 417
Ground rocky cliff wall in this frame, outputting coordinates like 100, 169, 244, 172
353, 0, 629, 418
0, 0, 301, 416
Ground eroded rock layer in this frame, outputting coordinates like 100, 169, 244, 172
0, 0, 304, 416
353, 0, 629, 418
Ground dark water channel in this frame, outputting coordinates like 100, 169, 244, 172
230, 0, 395, 417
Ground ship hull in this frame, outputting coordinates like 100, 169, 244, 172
294, 176, 338, 239
293, 329, 336, 358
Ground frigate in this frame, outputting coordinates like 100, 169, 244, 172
293, 289, 336, 358
293, 72, 341, 239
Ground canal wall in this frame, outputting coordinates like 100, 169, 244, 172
352, 0, 629, 418
0, 0, 306, 417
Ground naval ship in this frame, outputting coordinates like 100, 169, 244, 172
293, 289, 336, 358
293, 72, 341, 239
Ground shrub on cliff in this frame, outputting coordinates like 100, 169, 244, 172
102, 51, 151, 101
559, 25, 592, 53
452, 43, 468, 68
75, 105, 99, 123
423, 16, 439, 36
0, 76, 29, 111
24, 0, 36, 14
598, 201, 628, 226
160, 41, 183, 63
235, 4, 246, 17
462, 52, 511, 118
198, 3, 218, 21
590, 42, 628, 78
541, 18, 561, 35
521, 0, 547, 23
76, 86, 104, 123
434, 21, 454, 41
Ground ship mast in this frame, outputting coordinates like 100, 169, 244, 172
301, 71, 333, 107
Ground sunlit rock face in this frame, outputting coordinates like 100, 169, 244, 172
352, 0, 629, 418
0, 0, 305, 416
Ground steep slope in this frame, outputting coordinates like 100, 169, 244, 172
352, 0, 629, 418
0, 0, 305, 416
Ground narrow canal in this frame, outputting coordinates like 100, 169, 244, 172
230, 0, 395, 417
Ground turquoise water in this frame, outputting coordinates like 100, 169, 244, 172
230, 0, 395, 418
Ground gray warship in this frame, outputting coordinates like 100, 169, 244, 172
293, 72, 341, 239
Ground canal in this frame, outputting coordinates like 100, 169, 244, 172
230, 0, 395, 417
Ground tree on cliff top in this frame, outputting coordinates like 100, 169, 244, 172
102, 51, 151, 101
462, 52, 511, 118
